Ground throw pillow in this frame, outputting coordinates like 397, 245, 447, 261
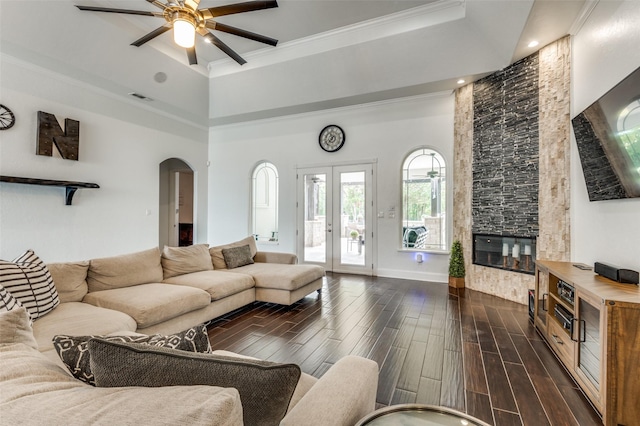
210, 236, 258, 269
0, 307, 38, 350
222, 245, 254, 269
53, 324, 212, 385
161, 244, 213, 279
89, 339, 301, 426
0, 250, 59, 320
0, 283, 24, 312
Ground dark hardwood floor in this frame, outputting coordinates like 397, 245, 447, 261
206, 273, 602, 425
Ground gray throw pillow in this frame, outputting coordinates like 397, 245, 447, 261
89, 339, 301, 426
53, 324, 212, 385
222, 244, 254, 269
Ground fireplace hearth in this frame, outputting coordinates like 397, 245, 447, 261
473, 234, 536, 275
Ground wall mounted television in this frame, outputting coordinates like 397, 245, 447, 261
572, 66, 640, 201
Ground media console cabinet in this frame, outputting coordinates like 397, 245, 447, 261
534, 260, 640, 426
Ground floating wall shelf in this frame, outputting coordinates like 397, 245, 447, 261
0, 175, 99, 205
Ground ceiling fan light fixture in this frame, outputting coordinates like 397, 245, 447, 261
173, 16, 196, 48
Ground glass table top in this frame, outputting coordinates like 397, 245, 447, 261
356, 404, 491, 426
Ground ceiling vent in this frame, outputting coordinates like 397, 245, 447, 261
128, 92, 153, 101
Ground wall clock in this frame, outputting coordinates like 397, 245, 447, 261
319, 125, 345, 152
0, 104, 15, 130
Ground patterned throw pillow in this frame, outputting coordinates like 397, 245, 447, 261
0, 250, 59, 320
52, 324, 213, 385
0, 284, 29, 322
222, 245, 255, 269
89, 339, 301, 426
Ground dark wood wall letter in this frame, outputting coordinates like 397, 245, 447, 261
37, 111, 80, 161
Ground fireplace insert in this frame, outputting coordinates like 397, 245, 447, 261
472, 234, 536, 275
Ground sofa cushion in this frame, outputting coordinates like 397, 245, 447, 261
210, 236, 258, 269
83, 283, 211, 329
222, 245, 255, 269
230, 263, 325, 291
0, 342, 243, 426
161, 244, 213, 279
0, 307, 38, 350
0, 250, 60, 320
52, 324, 212, 385
87, 247, 163, 292
32, 301, 137, 353
47, 261, 90, 303
89, 339, 301, 426
163, 270, 255, 301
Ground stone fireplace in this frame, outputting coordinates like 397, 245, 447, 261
453, 37, 571, 305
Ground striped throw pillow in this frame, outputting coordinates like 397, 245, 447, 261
0, 250, 60, 320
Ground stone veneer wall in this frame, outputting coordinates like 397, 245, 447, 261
472, 55, 539, 237
453, 37, 571, 304
538, 37, 571, 262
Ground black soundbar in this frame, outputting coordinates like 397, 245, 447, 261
594, 262, 639, 285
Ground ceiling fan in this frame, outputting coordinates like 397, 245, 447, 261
76, 0, 278, 65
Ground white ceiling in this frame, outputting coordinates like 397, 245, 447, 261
0, 0, 588, 128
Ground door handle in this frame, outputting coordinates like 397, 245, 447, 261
542, 293, 548, 312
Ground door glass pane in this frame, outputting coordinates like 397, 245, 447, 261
303, 173, 326, 263
340, 171, 365, 266
578, 298, 601, 390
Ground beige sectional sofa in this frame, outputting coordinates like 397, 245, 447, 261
35, 236, 325, 360
1, 237, 380, 426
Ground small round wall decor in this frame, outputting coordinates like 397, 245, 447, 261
319, 124, 345, 152
0, 104, 16, 130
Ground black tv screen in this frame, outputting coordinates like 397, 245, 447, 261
572, 66, 640, 201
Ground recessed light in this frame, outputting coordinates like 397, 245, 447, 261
528, 40, 539, 48
457, 79, 465, 84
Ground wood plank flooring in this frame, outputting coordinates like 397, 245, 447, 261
206, 273, 602, 425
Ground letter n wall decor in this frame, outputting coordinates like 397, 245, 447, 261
37, 111, 80, 161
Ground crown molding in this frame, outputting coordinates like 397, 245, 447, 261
207, 0, 466, 78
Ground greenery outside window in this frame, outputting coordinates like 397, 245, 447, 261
617, 99, 640, 179
402, 148, 447, 251
252, 161, 279, 242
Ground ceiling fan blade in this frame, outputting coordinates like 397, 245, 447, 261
202, 0, 278, 18
200, 31, 246, 65
75, 5, 161, 17
206, 22, 277, 46
145, 0, 167, 10
131, 25, 171, 47
184, 0, 201, 11
187, 46, 198, 65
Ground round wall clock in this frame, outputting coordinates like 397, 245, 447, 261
319, 124, 345, 152
0, 104, 15, 130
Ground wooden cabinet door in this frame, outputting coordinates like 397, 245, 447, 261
534, 265, 550, 332
573, 290, 604, 412
605, 301, 640, 426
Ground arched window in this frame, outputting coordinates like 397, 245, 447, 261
252, 161, 279, 242
402, 148, 447, 250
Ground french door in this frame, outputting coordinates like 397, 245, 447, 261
297, 164, 374, 275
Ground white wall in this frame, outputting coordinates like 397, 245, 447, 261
209, 93, 454, 282
571, 0, 640, 271
0, 56, 209, 262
